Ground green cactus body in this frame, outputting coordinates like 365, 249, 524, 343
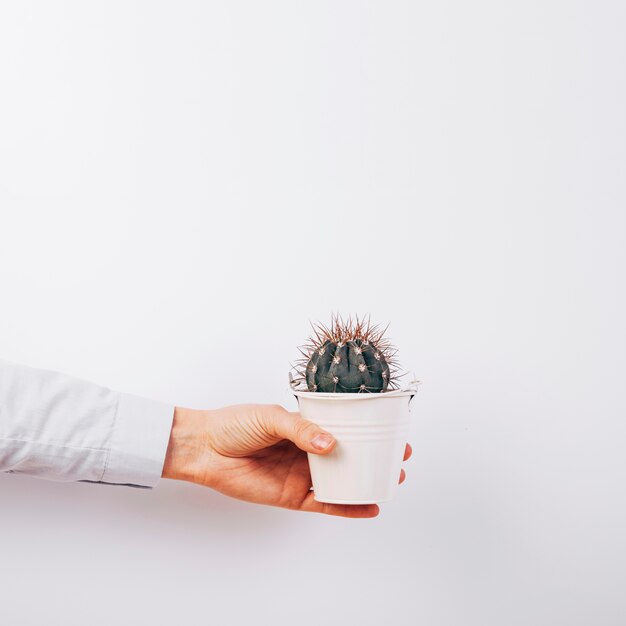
292, 314, 400, 393
305, 338, 390, 393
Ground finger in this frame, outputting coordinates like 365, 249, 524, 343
403, 443, 412, 461
267, 409, 336, 455
399, 468, 406, 484
298, 492, 380, 518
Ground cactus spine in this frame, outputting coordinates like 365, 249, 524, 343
293, 315, 400, 393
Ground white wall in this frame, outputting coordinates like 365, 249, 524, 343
1, 2, 625, 625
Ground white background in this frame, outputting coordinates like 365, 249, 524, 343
1, 2, 625, 625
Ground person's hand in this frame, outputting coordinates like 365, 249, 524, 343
162, 403, 412, 518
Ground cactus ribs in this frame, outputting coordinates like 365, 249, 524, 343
292, 314, 402, 393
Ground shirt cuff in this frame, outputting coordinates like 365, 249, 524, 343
100, 392, 175, 489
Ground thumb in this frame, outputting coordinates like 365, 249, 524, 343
271, 410, 336, 455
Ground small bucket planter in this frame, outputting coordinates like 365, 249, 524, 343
290, 378, 420, 504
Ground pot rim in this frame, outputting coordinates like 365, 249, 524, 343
289, 374, 421, 400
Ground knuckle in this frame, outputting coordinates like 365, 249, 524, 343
293, 418, 315, 439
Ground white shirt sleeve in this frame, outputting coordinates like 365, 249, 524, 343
0, 359, 175, 489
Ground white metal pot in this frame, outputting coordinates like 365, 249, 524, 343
291, 378, 420, 504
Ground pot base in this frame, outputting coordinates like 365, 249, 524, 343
313, 496, 393, 505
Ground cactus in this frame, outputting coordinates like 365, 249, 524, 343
292, 314, 401, 393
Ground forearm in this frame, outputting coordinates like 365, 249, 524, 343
0, 359, 174, 487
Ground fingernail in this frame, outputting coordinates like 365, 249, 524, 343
311, 434, 333, 450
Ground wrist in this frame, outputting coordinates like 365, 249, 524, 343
162, 406, 203, 483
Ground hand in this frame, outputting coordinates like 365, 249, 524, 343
162, 403, 412, 518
